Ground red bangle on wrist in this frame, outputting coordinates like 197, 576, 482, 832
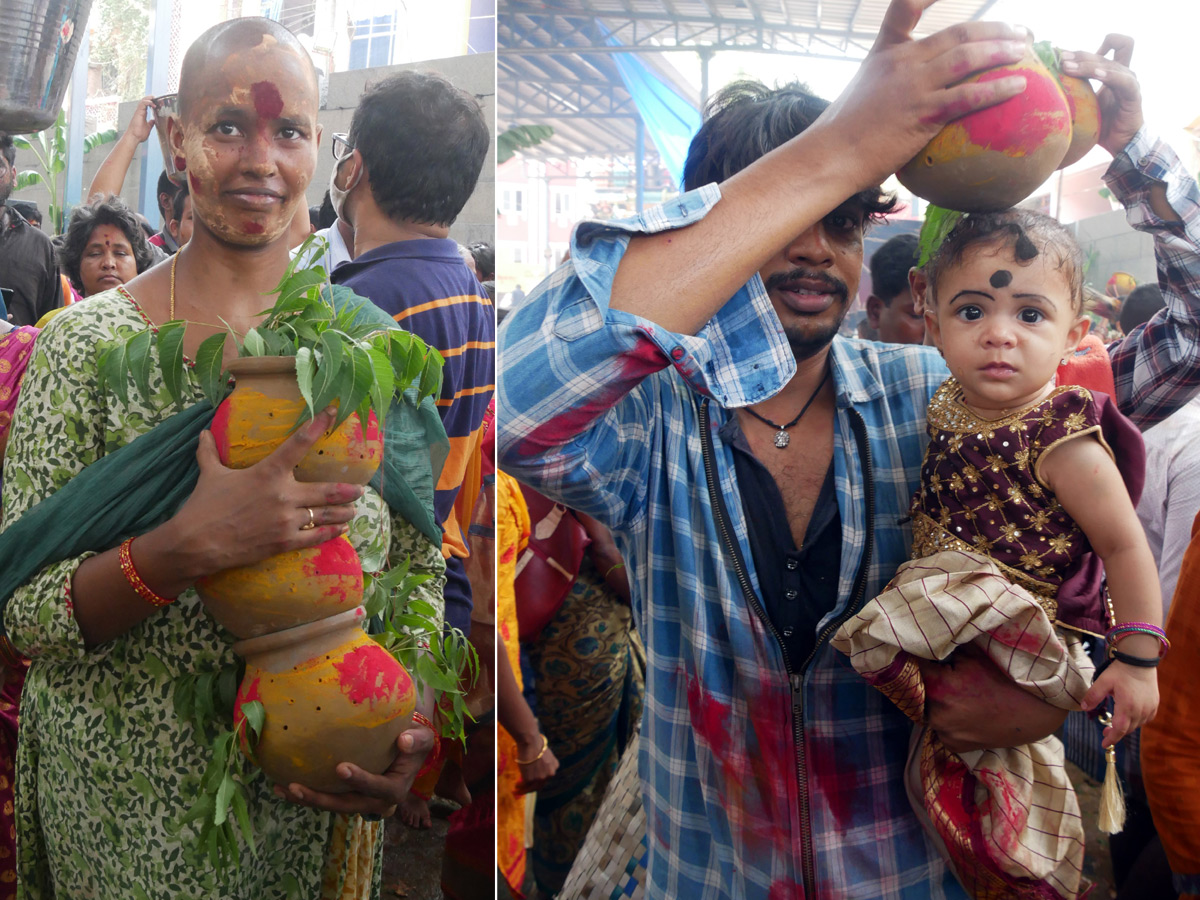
118, 538, 174, 608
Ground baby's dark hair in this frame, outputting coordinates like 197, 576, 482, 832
924, 209, 1085, 313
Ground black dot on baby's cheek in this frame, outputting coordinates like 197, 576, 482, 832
990, 269, 1013, 289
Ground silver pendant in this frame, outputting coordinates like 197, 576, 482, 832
774, 430, 790, 449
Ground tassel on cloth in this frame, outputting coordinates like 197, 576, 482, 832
1098, 713, 1126, 834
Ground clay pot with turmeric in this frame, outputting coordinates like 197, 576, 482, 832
211, 356, 383, 485
197, 356, 384, 636
233, 606, 417, 793
196, 536, 364, 638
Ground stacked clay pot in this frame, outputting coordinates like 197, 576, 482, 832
897, 38, 1102, 212
197, 356, 415, 792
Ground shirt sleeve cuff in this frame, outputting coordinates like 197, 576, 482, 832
563, 183, 796, 408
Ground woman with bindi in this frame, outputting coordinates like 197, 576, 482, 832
834, 209, 1163, 898
0, 17, 445, 899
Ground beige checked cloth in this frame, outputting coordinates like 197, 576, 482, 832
832, 549, 1094, 900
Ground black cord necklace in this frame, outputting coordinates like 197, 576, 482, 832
742, 367, 831, 449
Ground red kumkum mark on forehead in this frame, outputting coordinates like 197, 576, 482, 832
251, 81, 284, 120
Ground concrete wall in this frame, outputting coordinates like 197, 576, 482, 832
12, 50, 495, 248
1069, 209, 1158, 293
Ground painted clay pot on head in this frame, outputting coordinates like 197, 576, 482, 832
212, 356, 383, 485
195, 535, 364, 638
233, 607, 416, 794
1055, 73, 1101, 168
897, 41, 1072, 212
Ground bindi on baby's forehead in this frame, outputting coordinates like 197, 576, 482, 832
990, 269, 1012, 289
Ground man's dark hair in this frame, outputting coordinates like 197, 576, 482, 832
869, 234, 919, 304
157, 171, 180, 214
1119, 283, 1166, 335
0, 134, 14, 168
468, 241, 494, 281
170, 182, 190, 224
317, 190, 336, 229
9, 200, 41, 227
348, 70, 489, 227
682, 81, 896, 221
58, 195, 157, 293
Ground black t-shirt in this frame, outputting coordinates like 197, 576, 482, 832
720, 414, 842, 669
0, 208, 61, 326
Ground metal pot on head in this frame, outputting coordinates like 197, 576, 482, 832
0, 0, 95, 133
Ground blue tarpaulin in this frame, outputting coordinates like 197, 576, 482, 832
599, 23, 701, 186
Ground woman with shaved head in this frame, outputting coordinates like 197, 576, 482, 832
0, 17, 444, 898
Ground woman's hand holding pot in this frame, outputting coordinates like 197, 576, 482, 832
273, 719, 437, 817
164, 407, 364, 585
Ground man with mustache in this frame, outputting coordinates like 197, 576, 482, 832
498, 1, 1200, 896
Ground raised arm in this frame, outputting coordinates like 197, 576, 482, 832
1062, 39, 1200, 427
609, 0, 1029, 333
87, 97, 155, 203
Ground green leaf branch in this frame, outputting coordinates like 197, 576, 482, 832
172, 661, 264, 867
97, 236, 445, 430
15, 109, 118, 234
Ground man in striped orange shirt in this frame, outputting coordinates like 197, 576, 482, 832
330, 70, 494, 638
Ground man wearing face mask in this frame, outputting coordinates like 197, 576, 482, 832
329, 70, 493, 639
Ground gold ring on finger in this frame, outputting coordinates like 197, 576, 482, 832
300, 507, 317, 530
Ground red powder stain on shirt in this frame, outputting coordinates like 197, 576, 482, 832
334, 644, 409, 705
959, 66, 1069, 156
767, 879, 805, 900
174, 155, 187, 172
515, 328, 669, 455
500, 545, 517, 564
251, 81, 285, 120
686, 672, 733, 763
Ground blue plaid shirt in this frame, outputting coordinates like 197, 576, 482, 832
498, 129, 1200, 900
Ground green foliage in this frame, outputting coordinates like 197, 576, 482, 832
172, 661, 263, 867
91, 0, 152, 100
14, 110, 118, 234
96, 235, 445, 428
1032, 41, 1061, 79
917, 204, 965, 269
497, 124, 555, 164
365, 563, 479, 747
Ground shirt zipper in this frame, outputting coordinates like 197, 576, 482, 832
699, 398, 875, 898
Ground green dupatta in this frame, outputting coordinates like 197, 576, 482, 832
0, 290, 448, 629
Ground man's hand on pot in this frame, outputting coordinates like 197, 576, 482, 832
274, 722, 437, 817
162, 407, 363, 582
1059, 35, 1141, 157
819, 0, 1029, 190
916, 645, 1068, 754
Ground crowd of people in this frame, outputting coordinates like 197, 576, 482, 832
0, 14, 501, 900
5, 2, 1200, 899
498, 1, 1200, 899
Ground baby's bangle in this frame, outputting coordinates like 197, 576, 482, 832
1109, 649, 1161, 669
1106, 622, 1169, 657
